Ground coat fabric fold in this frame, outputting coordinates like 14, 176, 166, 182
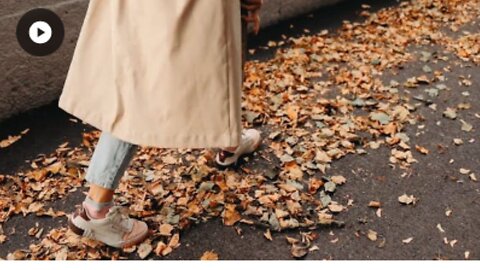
59, 0, 243, 148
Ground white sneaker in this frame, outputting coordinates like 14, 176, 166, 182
215, 129, 262, 166
68, 203, 149, 248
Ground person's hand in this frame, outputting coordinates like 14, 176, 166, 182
241, 0, 263, 35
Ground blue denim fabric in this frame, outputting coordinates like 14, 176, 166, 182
85, 132, 138, 189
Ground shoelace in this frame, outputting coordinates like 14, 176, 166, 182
108, 207, 131, 233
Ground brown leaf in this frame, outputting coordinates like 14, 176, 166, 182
368, 201, 381, 208
264, 229, 273, 241
415, 145, 429, 155
27, 202, 44, 214
398, 194, 417, 205
328, 203, 344, 213
159, 223, 174, 236
367, 229, 378, 241
291, 243, 309, 259
168, 233, 180, 249
223, 204, 241, 226
331, 175, 346, 185
308, 178, 324, 194
154, 241, 167, 256
286, 105, 300, 123
200, 250, 219, 260
137, 241, 153, 259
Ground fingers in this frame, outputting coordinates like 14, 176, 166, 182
241, 0, 263, 35
242, 12, 261, 34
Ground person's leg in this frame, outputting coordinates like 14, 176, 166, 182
68, 132, 148, 248
83, 132, 138, 217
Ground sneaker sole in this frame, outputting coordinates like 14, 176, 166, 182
67, 215, 149, 249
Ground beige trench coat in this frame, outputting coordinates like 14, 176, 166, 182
59, 0, 243, 148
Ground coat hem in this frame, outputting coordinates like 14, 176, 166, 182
58, 99, 242, 149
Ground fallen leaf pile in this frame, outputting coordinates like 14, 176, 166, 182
1, 0, 479, 260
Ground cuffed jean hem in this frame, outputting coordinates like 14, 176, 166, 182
85, 132, 138, 190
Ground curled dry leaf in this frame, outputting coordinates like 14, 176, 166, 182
402, 237, 414, 244
437, 224, 445, 233
368, 201, 381, 208
415, 145, 429, 155
291, 243, 309, 259
264, 229, 273, 241
154, 241, 168, 257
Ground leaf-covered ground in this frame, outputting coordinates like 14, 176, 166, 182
1, 0, 479, 260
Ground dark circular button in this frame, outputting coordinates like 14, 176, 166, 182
16, 8, 64, 57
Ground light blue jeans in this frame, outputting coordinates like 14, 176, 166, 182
85, 132, 138, 189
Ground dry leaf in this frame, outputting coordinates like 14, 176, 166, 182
200, 250, 219, 260
223, 204, 241, 226
368, 201, 381, 208
328, 203, 344, 213
437, 224, 445, 233
264, 229, 273, 241
137, 242, 153, 259
460, 120, 473, 132
367, 230, 378, 241
331, 175, 346, 185
168, 233, 180, 249
443, 108, 457, 119
398, 194, 417, 205
154, 241, 167, 256
159, 224, 174, 236
453, 138, 464, 145
415, 145, 429, 155
402, 237, 414, 244
291, 243, 309, 259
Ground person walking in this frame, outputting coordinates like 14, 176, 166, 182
58, 0, 264, 248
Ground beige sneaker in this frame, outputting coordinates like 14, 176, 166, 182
215, 129, 262, 166
68, 203, 149, 248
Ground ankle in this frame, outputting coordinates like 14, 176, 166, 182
83, 196, 113, 219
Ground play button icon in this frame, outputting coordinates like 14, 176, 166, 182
29, 21, 53, 44
16, 9, 64, 56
